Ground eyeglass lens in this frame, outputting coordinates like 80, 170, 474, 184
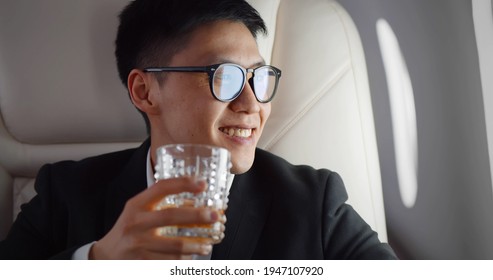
212, 64, 277, 102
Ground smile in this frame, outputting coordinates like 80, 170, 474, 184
219, 127, 253, 138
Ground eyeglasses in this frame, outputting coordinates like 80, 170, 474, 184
143, 63, 282, 103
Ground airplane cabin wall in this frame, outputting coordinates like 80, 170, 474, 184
338, 0, 493, 259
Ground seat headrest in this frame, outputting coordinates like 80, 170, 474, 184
0, 1, 146, 145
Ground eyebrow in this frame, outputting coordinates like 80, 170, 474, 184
210, 57, 266, 68
251, 60, 266, 67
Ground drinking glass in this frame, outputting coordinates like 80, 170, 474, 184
154, 144, 231, 243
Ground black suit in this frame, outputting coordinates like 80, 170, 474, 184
0, 140, 396, 259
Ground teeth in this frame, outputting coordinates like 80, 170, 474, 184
221, 128, 252, 138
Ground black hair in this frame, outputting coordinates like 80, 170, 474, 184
115, 0, 267, 133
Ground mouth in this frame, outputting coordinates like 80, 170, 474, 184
219, 127, 254, 138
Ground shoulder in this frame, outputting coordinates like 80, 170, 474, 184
34, 143, 147, 198
41, 147, 139, 181
252, 148, 340, 185
253, 148, 321, 175
28, 144, 146, 220
250, 149, 347, 201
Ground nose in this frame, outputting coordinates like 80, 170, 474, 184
229, 77, 261, 114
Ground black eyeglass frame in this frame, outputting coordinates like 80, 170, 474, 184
143, 63, 282, 103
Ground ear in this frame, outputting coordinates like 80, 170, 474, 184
127, 69, 160, 115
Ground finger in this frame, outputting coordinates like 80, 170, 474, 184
129, 178, 206, 210
147, 237, 213, 256
219, 212, 227, 224
212, 232, 225, 244
131, 250, 196, 260
153, 177, 207, 195
139, 207, 220, 229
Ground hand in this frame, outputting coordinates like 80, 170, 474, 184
89, 177, 222, 259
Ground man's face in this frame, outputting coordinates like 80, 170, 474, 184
148, 20, 271, 174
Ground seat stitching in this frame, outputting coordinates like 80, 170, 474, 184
264, 60, 352, 150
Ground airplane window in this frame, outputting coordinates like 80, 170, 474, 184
472, 0, 493, 199
376, 18, 418, 209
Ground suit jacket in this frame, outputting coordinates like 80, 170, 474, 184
0, 140, 396, 259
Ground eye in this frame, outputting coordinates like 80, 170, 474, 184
215, 73, 233, 83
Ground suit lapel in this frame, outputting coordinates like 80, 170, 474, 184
212, 153, 272, 259
103, 140, 149, 233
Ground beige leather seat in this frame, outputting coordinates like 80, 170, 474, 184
0, 0, 387, 242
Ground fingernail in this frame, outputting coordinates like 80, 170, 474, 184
210, 210, 219, 221
203, 209, 219, 222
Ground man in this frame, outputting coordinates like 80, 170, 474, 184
0, 0, 397, 259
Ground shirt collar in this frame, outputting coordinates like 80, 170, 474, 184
146, 149, 154, 188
